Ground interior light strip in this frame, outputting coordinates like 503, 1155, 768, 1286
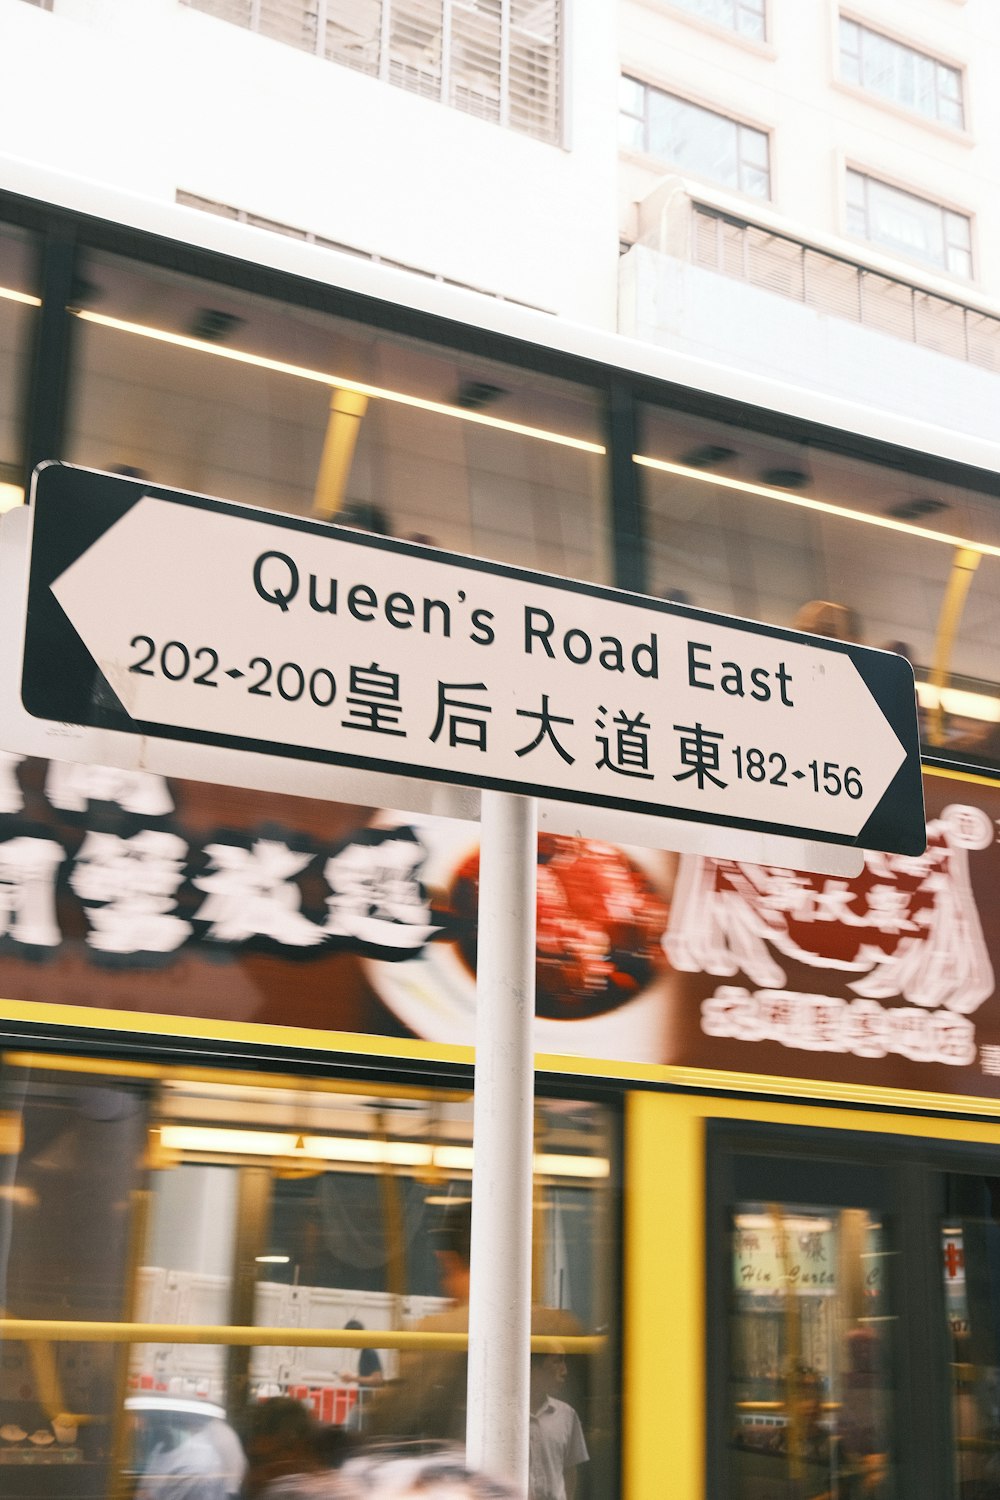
916, 681, 1000, 724
73, 310, 606, 456
157, 1125, 609, 1179
0, 285, 41, 308
633, 453, 1000, 559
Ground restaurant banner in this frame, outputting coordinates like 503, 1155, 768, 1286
0, 754, 997, 1099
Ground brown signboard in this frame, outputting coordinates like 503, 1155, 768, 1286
0, 754, 995, 1101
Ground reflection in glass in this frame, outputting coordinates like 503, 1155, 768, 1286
0, 1061, 149, 1497
0, 1059, 617, 1497
942, 1176, 1000, 1498
0, 221, 38, 510
66, 251, 611, 585
730, 1202, 893, 1498
638, 402, 1000, 766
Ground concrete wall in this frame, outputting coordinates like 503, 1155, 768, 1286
620, 240, 1000, 445
0, 0, 621, 325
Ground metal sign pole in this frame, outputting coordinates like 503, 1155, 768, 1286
465, 788, 537, 1491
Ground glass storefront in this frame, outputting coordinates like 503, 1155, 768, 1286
0, 1056, 618, 1499
637, 402, 1000, 765
65, 251, 612, 587
0, 222, 39, 507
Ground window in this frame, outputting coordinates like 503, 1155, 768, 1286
669, 0, 766, 41
0, 222, 39, 510
0, 1057, 619, 1494
65, 250, 612, 587
636, 399, 1000, 759
840, 18, 964, 128
184, 0, 562, 145
846, 169, 972, 277
619, 77, 770, 198
711, 1130, 1000, 1500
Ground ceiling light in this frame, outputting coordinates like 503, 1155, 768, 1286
0, 285, 41, 308
189, 308, 244, 343
73, 310, 605, 456
633, 453, 1000, 558
916, 681, 1000, 724
679, 443, 736, 468
156, 1126, 609, 1179
760, 466, 810, 489
887, 497, 947, 520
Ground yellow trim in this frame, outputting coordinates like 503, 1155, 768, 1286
2, 1051, 470, 1101
924, 762, 1000, 788
624, 1089, 1000, 1500
7, 996, 1000, 1118
624, 1091, 704, 1500
0, 997, 474, 1065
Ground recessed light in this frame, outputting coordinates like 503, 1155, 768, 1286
886, 497, 947, 520
760, 467, 810, 489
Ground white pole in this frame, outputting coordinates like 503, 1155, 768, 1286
465, 789, 537, 1492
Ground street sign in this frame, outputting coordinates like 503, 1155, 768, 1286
21, 464, 925, 856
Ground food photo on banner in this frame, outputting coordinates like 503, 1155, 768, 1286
0, 754, 996, 1099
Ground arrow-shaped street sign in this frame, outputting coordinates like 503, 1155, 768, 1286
20, 464, 925, 856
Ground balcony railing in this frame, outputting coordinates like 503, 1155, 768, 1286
692, 204, 1000, 373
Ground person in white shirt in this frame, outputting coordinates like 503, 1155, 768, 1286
527, 1351, 588, 1500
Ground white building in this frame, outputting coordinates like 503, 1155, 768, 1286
5, 1, 1000, 446
618, 0, 1000, 441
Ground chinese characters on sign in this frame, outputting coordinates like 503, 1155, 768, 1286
2, 755, 999, 1102
667, 788, 996, 1071
0, 752, 437, 962
22, 467, 924, 856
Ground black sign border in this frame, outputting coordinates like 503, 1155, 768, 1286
22, 464, 926, 855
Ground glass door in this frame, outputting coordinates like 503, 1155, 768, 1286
707, 1125, 990, 1500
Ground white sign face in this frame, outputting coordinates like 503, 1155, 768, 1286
21, 466, 925, 857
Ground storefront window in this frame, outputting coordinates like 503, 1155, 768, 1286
0, 222, 39, 508
941, 1174, 1000, 1496
65, 251, 611, 586
728, 1200, 893, 1498
0, 1056, 618, 1498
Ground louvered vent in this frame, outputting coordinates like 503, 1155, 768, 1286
184, 0, 562, 144
690, 204, 1000, 373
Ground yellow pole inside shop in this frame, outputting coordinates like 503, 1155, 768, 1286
624, 1091, 704, 1500
312, 388, 370, 519
926, 545, 981, 745
0, 1320, 601, 1353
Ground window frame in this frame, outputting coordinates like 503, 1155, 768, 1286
705, 1120, 1000, 1500
183, 0, 565, 147
845, 167, 973, 280
665, 0, 767, 43
838, 14, 966, 130
618, 75, 772, 200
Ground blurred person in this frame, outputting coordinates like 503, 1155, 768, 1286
528, 1350, 587, 1500
242, 1396, 343, 1499
367, 1204, 579, 1446
341, 1318, 385, 1390
792, 600, 863, 644
133, 1401, 242, 1500
365, 1204, 472, 1442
